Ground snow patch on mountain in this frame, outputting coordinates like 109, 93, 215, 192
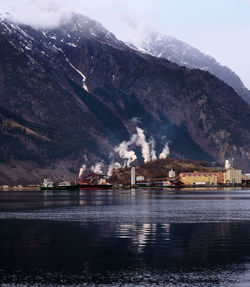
66, 58, 88, 92
133, 31, 250, 104
67, 42, 77, 47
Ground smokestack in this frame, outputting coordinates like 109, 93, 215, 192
131, 167, 136, 187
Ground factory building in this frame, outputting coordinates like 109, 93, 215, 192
223, 168, 242, 185
242, 174, 250, 186
136, 176, 145, 181
179, 171, 224, 186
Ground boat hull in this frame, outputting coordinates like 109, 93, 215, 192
40, 185, 79, 191
137, 184, 181, 188
40, 184, 113, 191
79, 184, 113, 190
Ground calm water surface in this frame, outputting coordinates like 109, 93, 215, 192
1, 188, 250, 286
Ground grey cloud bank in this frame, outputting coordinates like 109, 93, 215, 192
1, 0, 78, 28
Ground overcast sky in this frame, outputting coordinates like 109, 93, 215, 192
1, 0, 250, 89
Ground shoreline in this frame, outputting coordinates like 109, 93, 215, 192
1, 185, 250, 192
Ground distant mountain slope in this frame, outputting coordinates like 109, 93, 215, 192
0, 14, 250, 183
135, 33, 250, 104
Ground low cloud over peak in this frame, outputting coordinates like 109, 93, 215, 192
115, 12, 157, 47
1, 0, 80, 29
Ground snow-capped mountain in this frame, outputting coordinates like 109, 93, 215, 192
1, 13, 250, 183
0, 13, 125, 68
135, 32, 250, 104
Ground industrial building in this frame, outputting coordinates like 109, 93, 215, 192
130, 164, 244, 188
242, 174, 250, 186
179, 171, 224, 186
223, 168, 242, 184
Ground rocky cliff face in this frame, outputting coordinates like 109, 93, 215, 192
135, 33, 250, 104
0, 14, 250, 184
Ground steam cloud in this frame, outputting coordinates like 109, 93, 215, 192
2, 0, 78, 29
159, 143, 170, 159
91, 162, 104, 174
78, 155, 89, 178
79, 164, 86, 178
78, 128, 170, 177
133, 127, 151, 163
149, 138, 157, 161
114, 127, 169, 167
107, 162, 121, 177
114, 141, 137, 167
114, 127, 153, 167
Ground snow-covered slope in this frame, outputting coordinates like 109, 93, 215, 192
0, 13, 124, 58
135, 32, 250, 104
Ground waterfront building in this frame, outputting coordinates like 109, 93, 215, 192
242, 174, 250, 186
136, 176, 145, 181
223, 168, 242, 184
179, 171, 223, 186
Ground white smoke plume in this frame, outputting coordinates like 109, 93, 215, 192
132, 127, 151, 163
159, 143, 170, 159
107, 162, 121, 177
130, 117, 141, 125
78, 155, 88, 178
225, 159, 231, 169
78, 164, 87, 178
91, 162, 104, 174
149, 138, 157, 161
114, 141, 137, 167
114, 127, 157, 166
80, 130, 170, 175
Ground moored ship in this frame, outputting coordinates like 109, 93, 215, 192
79, 173, 113, 190
40, 178, 79, 190
137, 179, 182, 188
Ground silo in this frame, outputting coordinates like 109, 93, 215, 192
131, 167, 136, 186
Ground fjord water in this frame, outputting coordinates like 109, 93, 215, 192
1, 189, 250, 286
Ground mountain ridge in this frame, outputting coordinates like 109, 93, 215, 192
133, 32, 250, 104
0, 13, 250, 184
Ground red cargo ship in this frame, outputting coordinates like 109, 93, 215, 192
79, 173, 113, 190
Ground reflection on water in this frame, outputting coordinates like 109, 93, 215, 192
1, 189, 250, 286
